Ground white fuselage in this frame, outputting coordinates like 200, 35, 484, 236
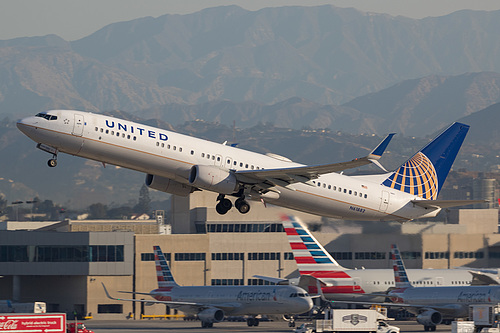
301, 268, 480, 302
392, 285, 500, 318
151, 285, 312, 316
17, 110, 439, 220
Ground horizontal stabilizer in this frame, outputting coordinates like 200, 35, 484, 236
252, 275, 290, 285
411, 199, 487, 209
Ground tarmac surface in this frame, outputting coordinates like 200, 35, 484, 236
85, 320, 453, 333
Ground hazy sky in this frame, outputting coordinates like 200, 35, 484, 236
2, 0, 500, 41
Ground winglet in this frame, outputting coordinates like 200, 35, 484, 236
102, 283, 121, 301
369, 133, 395, 160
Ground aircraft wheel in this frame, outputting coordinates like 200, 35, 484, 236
247, 318, 254, 326
235, 199, 250, 214
216, 202, 228, 215
254, 319, 259, 327
47, 159, 57, 167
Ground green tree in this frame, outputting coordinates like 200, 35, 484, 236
88, 203, 108, 219
134, 184, 151, 214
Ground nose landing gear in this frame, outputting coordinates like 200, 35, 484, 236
36, 143, 59, 168
47, 157, 57, 168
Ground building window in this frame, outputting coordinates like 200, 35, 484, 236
211, 279, 243, 286
248, 252, 280, 260
98, 304, 123, 314
354, 252, 386, 260
247, 279, 275, 285
175, 253, 205, 261
330, 252, 352, 260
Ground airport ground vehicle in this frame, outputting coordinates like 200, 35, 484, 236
0, 313, 66, 332
297, 309, 399, 333
66, 322, 94, 333
0, 300, 46, 313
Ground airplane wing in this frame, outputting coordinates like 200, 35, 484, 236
469, 271, 500, 285
234, 133, 395, 188
102, 283, 239, 312
411, 199, 487, 209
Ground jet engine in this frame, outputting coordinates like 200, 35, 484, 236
145, 174, 195, 196
416, 309, 442, 326
189, 165, 238, 194
197, 308, 225, 323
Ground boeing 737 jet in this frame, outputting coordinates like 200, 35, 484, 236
273, 215, 499, 302
387, 244, 500, 331
17, 110, 478, 220
103, 245, 313, 328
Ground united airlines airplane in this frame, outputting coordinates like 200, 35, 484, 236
277, 215, 499, 302
103, 246, 313, 328
17, 110, 478, 220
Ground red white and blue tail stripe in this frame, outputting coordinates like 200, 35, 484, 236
281, 215, 344, 272
154, 245, 178, 289
390, 244, 412, 290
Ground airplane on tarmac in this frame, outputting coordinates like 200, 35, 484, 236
267, 215, 500, 302
17, 110, 481, 221
102, 245, 313, 328
385, 244, 500, 331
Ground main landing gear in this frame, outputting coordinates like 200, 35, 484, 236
216, 194, 250, 215
246, 317, 259, 327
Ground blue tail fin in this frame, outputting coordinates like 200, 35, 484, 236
153, 245, 178, 289
382, 122, 469, 199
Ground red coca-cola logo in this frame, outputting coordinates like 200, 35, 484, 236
0, 319, 19, 329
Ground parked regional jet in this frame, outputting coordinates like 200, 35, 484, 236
17, 110, 479, 220
387, 244, 500, 331
275, 215, 499, 302
103, 245, 313, 328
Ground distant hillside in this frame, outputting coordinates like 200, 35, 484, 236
343, 72, 500, 135
2, 6, 500, 117
458, 102, 500, 147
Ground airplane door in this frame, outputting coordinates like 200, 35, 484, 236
353, 278, 362, 292
380, 191, 390, 212
436, 277, 443, 286
72, 114, 85, 136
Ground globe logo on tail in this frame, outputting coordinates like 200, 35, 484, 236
382, 152, 438, 200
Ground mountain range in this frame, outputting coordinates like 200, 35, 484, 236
1, 5, 500, 136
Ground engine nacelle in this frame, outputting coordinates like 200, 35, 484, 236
197, 308, 225, 323
189, 165, 238, 194
416, 310, 442, 326
145, 174, 195, 196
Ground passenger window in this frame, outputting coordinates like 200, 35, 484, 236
191, 150, 194, 155
179, 147, 182, 152
173, 146, 176, 151
106, 130, 109, 134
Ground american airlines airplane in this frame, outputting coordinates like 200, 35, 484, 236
388, 244, 500, 331
103, 246, 313, 328
276, 215, 499, 302
17, 110, 477, 220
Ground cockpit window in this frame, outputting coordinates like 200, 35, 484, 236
35, 113, 58, 121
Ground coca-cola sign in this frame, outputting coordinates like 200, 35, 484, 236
0, 313, 65, 332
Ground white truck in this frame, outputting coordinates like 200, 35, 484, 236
468, 304, 500, 333
295, 309, 399, 333
0, 300, 46, 313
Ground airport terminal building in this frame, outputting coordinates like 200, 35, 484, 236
1, 191, 500, 320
